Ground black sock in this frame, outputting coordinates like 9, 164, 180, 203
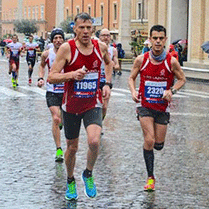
83, 169, 92, 178
143, 148, 154, 177
67, 176, 75, 184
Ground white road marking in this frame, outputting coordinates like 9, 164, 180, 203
19, 86, 46, 96
171, 112, 208, 117
182, 89, 209, 95
0, 86, 26, 97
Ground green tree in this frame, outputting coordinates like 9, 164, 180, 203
14, 19, 39, 36
59, 17, 74, 34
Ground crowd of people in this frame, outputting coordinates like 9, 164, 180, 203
3, 12, 186, 200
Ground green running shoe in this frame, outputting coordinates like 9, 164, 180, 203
82, 172, 97, 198
65, 180, 78, 200
11, 78, 16, 89
55, 148, 64, 162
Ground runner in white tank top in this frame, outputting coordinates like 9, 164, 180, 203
99, 28, 120, 121
37, 28, 65, 162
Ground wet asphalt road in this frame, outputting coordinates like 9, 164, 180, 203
0, 56, 209, 209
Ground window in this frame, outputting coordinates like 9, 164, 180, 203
41, 5, 44, 20
28, 7, 31, 19
24, 7, 27, 19
88, 6, 91, 15
36, 6, 39, 20
76, 7, 80, 15
33, 7, 35, 19
137, 3, 142, 19
66, 8, 69, 18
113, 3, 117, 21
101, 5, 104, 24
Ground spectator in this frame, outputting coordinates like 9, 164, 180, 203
142, 40, 150, 54
116, 43, 125, 75
168, 44, 178, 61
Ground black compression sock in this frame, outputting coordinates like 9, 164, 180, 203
83, 169, 92, 178
67, 176, 75, 184
143, 148, 154, 177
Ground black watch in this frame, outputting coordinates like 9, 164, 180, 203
104, 82, 113, 89
171, 87, 177, 95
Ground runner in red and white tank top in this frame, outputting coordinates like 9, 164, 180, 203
139, 51, 174, 112
62, 39, 103, 114
47, 13, 113, 200
129, 25, 186, 192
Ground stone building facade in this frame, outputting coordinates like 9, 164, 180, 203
148, 0, 209, 68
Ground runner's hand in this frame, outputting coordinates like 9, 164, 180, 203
162, 90, 172, 102
73, 69, 87, 80
131, 91, 140, 103
102, 85, 111, 100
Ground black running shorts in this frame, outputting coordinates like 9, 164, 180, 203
27, 58, 36, 68
63, 107, 102, 139
46, 91, 63, 108
136, 106, 170, 125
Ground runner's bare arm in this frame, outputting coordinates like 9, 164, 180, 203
129, 55, 144, 102
171, 57, 186, 90
100, 42, 113, 83
48, 43, 86, 84
162, 57, 186, 101
37, 50, 48, 87
112, 48, 120, 70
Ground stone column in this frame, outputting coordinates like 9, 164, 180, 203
56, 0, 64, 27
118, 0, 131, 58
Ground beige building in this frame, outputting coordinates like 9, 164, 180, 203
1, 0, 57, 39
148, 0, 209, 68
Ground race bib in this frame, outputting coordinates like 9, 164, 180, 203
28, 50, 35, 56
74, 72, 98, 98
145, 81, 167, 103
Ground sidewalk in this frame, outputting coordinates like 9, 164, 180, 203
121, 63, 209, 82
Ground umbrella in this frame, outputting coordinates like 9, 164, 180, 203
201, 41, 209, 54
178, 39, 188, 44
4, 38, 12, 43
172, 39, 181, 45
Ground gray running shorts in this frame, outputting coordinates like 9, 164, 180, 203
63, 107, 102, 139
46, 91, 63, 108
136, 106, 170, 125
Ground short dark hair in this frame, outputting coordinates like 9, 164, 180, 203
74, 12, 92, 23
150, 25, 166, 37
29, 34, 33, 38
12, 34, 18, 38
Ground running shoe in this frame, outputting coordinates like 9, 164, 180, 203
82, 172, 97, 198
28, 78, 32, 86
55, 148, 64, 162
11, 78, 16, 89
65, 181, 78, 200
144, 176, 155, 191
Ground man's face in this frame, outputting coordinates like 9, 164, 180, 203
53, 34, 64, 49
12, 36, 18, 43
99, 30, 111, 45
29, 36, 33, 43
150, 31, 167, 53
74, 19, 93, 45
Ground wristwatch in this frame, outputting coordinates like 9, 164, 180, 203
104, 82, 113, 89
171, 87, 177, 95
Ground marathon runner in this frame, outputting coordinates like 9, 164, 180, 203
48, 13, 113, 200
99, 28, 119, 121
24, 34, 40, 85
37, 28, 65, 162
129, 25, 186, 191
6, 34, 23, 89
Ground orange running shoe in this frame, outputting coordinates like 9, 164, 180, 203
144, 177, 155, 191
